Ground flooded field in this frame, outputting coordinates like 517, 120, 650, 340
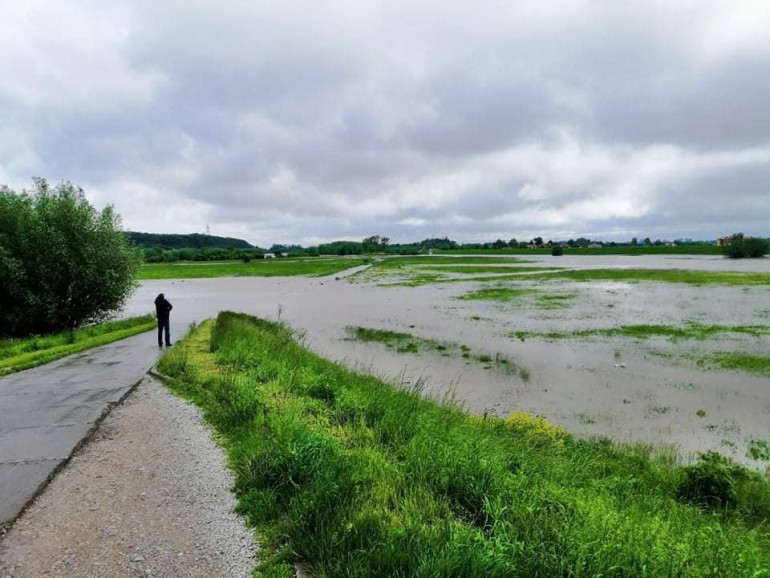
123, 254, 770, 468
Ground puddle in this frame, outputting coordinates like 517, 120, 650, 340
122, 255, 770, 467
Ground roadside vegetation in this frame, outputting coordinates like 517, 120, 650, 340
138, 257, 368, 280
345, 326, 529, 379
158, 312, 770, 577
0, 315, 155, 376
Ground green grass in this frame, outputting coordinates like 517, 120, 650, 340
137, 257, 368, 280
748, 440, 770, 462
345, 326, 427, 354
158, 312, 770, 577
528, 268, 770, 286
0, 315, 156, 376
459, 286, 578, 310
534, 293, 577, 309
459, 287, 528, 302
416, 265, 558, 275
695, 352, 770, 377
346, 326, 528, 378
513, 322, 770, 341
376, 257, 531, 268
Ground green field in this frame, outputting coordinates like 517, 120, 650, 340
158, 312, 770, 577
138, 257, 368, 280
0, 316, 156, 376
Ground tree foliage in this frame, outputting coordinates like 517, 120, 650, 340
0, 179, 142, 337
722, 233, 768, 259
126, 231, 253, 250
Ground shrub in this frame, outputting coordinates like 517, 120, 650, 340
0, 179, 142, 337
723, 233, 768, 259
551, 245, 564, 256
676, 452, 738, 509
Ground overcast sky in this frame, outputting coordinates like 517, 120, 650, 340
1, 1, 769, 246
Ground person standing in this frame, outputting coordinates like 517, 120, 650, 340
154, 293, 173, 348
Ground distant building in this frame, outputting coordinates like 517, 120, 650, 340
264, 252, 276, 259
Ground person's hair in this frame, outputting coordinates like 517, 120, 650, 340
155, 293, 164, 302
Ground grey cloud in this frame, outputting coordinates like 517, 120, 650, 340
1, 1, 769, 245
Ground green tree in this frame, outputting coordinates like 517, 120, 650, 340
0, 179, 142, 337
723, 233, 768, 259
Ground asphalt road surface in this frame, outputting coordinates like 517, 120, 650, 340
0, 331, 162, 528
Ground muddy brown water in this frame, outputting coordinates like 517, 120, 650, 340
124, 255, 770, 467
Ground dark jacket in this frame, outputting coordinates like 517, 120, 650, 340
155, 296, 173, 320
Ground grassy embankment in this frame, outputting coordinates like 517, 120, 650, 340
0, 315, 156, 376
158, 312, 770, 577
137, 257, 368, 280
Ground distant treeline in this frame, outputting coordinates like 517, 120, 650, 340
125, 232, 253, 250
127, 231, 762, 262
274, 236, 726, 257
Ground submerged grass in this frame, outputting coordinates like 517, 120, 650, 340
0, 315, 156, 376
376, 256, 530, 268
528, 268, 770, 286
459, 286, 578, 310
695, 352, 770, 377
513, 322, 770, 341
138, 257, 367, 280
159, 312, 770, 577
345, 326, 528, 378
416, 265, 558, 275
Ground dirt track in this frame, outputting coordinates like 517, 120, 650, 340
0, 376, 257, 577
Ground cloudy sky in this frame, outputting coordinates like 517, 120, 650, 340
1, 1, 769, 246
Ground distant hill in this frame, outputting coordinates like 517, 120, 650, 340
125, 232, 253, 250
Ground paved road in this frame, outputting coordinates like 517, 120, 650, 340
0, 331, 162, 528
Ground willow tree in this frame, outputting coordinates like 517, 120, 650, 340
0, 178, 142, 337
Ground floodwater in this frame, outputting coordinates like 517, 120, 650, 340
124, 255, 770, 467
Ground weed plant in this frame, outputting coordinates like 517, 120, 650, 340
158, 312, 770, 577
0, 315, 155, 375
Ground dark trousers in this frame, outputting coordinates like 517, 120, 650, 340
157, 317, 171, 346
